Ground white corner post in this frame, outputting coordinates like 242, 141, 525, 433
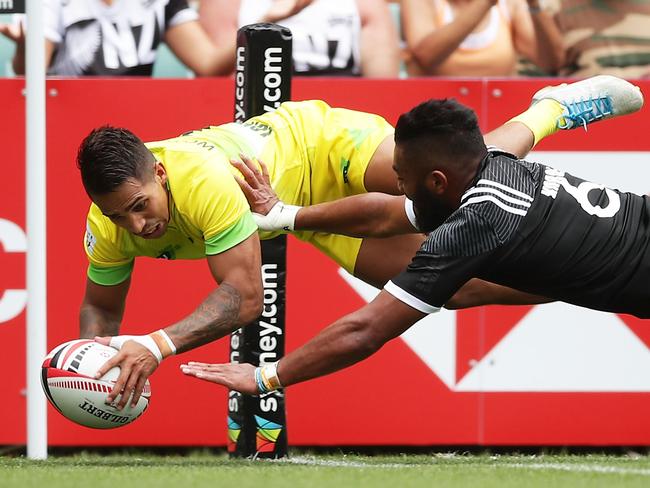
26, 0, 47, 460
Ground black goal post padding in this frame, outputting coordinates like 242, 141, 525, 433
228, 23, 292, 459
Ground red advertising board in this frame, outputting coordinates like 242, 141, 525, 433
1, 78, 649, 446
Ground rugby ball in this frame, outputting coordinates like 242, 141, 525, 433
41, 339, 151, 429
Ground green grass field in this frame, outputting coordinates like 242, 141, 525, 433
2, 451, 650, 488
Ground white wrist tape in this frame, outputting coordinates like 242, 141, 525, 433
108, 329, 176, 364
253, 201, 301, 231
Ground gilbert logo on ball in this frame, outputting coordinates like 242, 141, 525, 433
41, 339, 151, 429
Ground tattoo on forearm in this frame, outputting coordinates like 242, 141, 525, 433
167, 283, 242, 354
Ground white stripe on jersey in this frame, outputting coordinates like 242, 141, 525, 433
472, 178, 534, 201
461, 178, 533, 216
462, 186, 532, 208
460, 195, 528, 216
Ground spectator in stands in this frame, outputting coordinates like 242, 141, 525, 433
199, 0, 400, 77
401, 0, 565, 76
0, 0, 234, 76
548, 0, 650, 78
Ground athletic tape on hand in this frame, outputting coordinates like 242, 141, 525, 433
108, 334, 164, 363
253, 201, 301, 231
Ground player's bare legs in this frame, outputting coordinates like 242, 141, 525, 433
483, 122, 536, 156
363, 75, 644, 197
353, 234, 425, 288
362, 123, 536, 196
361, 136, 403, 195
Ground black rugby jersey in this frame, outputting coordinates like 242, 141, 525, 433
386, 150, 650, 318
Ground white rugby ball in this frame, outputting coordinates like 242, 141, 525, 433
41, 339, 151, 429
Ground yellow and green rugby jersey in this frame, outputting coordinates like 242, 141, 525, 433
84, 135, 259, 286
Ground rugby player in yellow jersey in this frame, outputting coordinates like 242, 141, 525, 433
81, 76, 635, 410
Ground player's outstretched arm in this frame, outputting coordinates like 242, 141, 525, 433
79, 277, 131, 339
182, 290, 424, 394
232, 156, 417, 237
293, 193, 415, 237
95, 232, 263, 410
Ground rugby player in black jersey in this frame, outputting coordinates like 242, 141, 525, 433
178, 76, 646, 395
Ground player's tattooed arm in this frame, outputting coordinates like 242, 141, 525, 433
79, 277, 130, 339
165, 283, 245, 353
164, 233, 263, 353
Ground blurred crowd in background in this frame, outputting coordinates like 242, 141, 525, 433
0, 0, 648, 79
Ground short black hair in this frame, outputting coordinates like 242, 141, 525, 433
395, 98, 486, 169
77, 126, 155, 196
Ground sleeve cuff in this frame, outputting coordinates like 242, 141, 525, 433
168, 8, 199, 28
404, 198, 419, 231
205, 212, 258, 255
87, 261, 134, 286
384, 280, 440, 314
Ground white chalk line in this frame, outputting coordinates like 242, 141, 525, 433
273, 456, 650, 476
277, 456, 408, 469
503, 462, 650, 476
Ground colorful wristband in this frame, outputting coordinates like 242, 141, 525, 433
255, 361, 283, 394
255, 367, 268, 394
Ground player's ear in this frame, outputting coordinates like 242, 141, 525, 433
154, 161, 167, 186
427, 170, 448, 195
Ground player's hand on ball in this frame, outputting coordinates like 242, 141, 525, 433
180, 362, 258, 395
94, 336, 159, 410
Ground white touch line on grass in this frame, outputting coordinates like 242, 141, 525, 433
503, 463, 650, 476
276, 456, 650, 476
278, 456, 410, 469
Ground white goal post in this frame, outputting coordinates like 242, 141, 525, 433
25, 0, 47, 460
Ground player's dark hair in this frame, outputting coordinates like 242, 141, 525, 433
77, 126, 155, 195
395, 98, 487, 170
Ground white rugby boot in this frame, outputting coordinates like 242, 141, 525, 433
532, 75, 644, 130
